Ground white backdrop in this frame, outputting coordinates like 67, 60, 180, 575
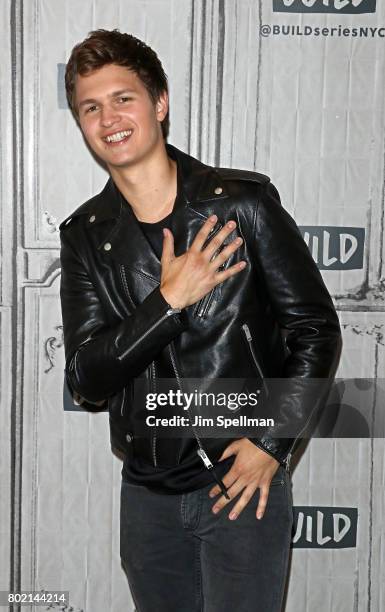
1, 1, 385, 611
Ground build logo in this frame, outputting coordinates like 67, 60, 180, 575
273, 0, 376, 13
299, 226, 365, 270
292, 506, 358, 548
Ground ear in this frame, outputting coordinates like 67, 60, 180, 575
156, 90, 169, 122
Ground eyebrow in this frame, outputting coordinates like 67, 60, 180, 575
78, 89, 135, 108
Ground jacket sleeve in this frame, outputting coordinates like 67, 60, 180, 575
60, 226, 188, 403
246, 181, 342, 466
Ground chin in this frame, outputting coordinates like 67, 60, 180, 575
107, 155, 140, 169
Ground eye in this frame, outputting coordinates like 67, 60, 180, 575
85, 105, 98, 113
118, 96, 132, 103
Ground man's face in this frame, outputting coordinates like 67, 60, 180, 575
75, 63, 168, 170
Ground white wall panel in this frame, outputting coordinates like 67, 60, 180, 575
1, 0, 16, 600
257, 1, 385, 309
0, 308, 12, 592
0, 0, 13, 306
18, 274, 132, 611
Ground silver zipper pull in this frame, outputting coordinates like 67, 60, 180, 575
197, 447, 213, 470
242, 323, 252, 342
198, 447, 230, 500
166, 307, 182, 316
285, 452, 292, 473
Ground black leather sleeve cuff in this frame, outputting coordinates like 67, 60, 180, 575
142, 286, 189, 329
248, 435, 295, 466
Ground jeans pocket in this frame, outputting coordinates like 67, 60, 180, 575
270, 466, 286, 486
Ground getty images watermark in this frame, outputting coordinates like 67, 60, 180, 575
130, 378, 385, 439
144, 388, 274, 430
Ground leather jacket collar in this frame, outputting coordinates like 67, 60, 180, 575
61, 143, 229, 227
60, 144, 231, 284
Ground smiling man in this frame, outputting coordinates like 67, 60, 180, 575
60, 29, 342, 612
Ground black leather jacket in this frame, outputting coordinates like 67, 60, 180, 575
59, 144, 342, 470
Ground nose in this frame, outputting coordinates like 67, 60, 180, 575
100, 104, 120, 128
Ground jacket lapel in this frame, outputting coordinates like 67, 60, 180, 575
84, 145, 230, 305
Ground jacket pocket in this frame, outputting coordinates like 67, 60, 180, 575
194, 287, 217, 318
193, 221, 224, 318
270, 476, 285, 486
270, 466, 286, 486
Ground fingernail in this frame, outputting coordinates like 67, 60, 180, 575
257, 512, 263, 520
229, 512, 237, 520
239, 261, 246, 268
210, 215, 217, 223
235, 237, 242, 245
209, 492, 216, 498
228, 221, 236, 228
212, 506, 219, 514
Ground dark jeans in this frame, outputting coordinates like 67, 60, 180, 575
120, 466, 293, 612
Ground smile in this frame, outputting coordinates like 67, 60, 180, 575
103, 129, 133, 143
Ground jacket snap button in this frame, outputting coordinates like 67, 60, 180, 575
214, 186, 223, 195
89, 215, 96, 223
104, 242, 112, 251
126, 433, 133, 443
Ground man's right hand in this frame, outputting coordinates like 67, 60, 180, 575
160, 214, 246, 310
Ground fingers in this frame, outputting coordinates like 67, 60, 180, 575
191, 217, 240, 259
211, 479, 246, 515
208, 236, 244, 271
214, 261, 247, 285
190, 215, 218, 252
203, 220, 238, 260
217, 439, 241, 462
210, 480, 270, 521
209, 466, 239, 498
191, 217, 246, 280
210, 478, 259, 521
228, 485, 258, 521
256, 483, 270, 520
161, 228, 175, 265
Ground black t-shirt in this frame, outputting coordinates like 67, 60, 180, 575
121, 212, 233, 493
137, 212, 172, 257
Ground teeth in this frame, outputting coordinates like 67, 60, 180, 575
105, 130, 132, 143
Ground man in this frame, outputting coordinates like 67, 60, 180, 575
60, 29, 342, 612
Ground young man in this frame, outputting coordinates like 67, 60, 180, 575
60, 29, 342, 612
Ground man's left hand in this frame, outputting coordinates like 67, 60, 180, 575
209, 438, 280, 521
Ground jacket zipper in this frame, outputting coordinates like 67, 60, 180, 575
242, 323, 305, 474
241, 323, 270, 428
120, 387, 126, 417
116, 307, 181, 361
149, 361, 157, 467
119, 265, 182, 354
119, 265, 178, 465
284, 399, 320, 472
285, 452, 292, 473
120, 265, 136, 309
168, 342, 225, 485
169, 343, 199, 440
241, 323, 265, 380
196, 288, 216, 318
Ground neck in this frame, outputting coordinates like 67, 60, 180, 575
108, 143, 177, 222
